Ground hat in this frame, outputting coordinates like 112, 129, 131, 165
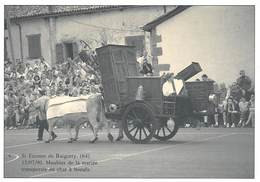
34, 75, 40, 81
8, 90, 14, 95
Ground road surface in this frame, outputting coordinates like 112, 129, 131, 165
4, 127, 254, 178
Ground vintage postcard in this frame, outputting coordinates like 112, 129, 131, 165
3, 4, 255, 178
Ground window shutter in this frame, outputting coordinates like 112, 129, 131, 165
125, 35, 145, 54
72, 42, 78, 59
27, 34, 41, 59
56, 43, 64, 64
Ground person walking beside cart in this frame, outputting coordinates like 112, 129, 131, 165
30, 91, 57, 141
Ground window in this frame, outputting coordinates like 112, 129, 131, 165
64, 43, 74, 59
27, 34, 41, 59
55, 42, 78, 64
125, 35, 145, 55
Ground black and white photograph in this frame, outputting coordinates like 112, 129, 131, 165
2, 2, 256, 179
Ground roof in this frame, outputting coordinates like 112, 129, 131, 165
5, 5, 138, 20
142, 6, 191, 31
96, 44, 135, 51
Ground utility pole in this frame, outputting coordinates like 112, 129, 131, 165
6, 10, 16, 69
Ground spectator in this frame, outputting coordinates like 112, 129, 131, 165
56, 71, 64, 85
24, 63, 32, 75
50, 74, 58, 87
10, 70, 17, 80
23, 88, 33, 127
201, 74, 214, 82
46, 69, 53, 81
236, 70, 252, 100
52, 66, 58, 77
228, 82, 243, 102
237, 97, 249, 127
139, 51, 153, 76
17, 62, 25, 77
140, 58, 153, 76
42, 64, 49, 76
16, 91, 27, 126
81, 86, 90, 96
25, 68, 34, 81
219, 83, 227, 103
17, 76, 24, 89
207, 101, 219, 127
56, 81, 65, 96
71, 82, 80, 97
49, 82, 57, 96
63, 78, 70, 96
245, 94, 255, 127
33, 75, 41, 88
224, 97, 238, 128
33, 67, 41, 78
39, 57, 50, 70
40, 73, 50, 88
5, 61, 12, 73
6, 91, 17, 129
33, 83, 42, 98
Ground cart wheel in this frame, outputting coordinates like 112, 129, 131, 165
154, 118, 179, 141
122, 102, 156, 144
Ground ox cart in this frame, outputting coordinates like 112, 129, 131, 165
96, 45, 212, 143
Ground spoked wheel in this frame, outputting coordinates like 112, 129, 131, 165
122, 102, 156, 144
153, 118, 179, 141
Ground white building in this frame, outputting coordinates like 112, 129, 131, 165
5, 5, 176, 66
143, 6, 255, 85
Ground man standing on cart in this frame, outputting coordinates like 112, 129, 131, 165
138, 50, 153, 76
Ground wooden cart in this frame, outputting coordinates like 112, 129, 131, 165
96, 45, 202, 143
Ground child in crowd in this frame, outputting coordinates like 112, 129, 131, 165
6, 91, 17, 129
245, 94, 255, 127
224, 97, 238, 128
25, 69, 34, 81
49, 82, 57, 96
32, 84, 42, 99
56, 81, 65, 96
33, 75, 41, 87
71, 82, 80, 97
238, 97, 249, 127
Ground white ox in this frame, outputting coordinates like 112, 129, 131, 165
31, 94, 113, 143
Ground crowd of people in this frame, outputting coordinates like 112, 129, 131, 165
4, 55, 102, 130
191, 70, 255, 128
223, 70, 255, 128
4, 49, 255, 131
135, 50, 255, 129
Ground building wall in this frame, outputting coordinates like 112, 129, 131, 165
5, 6, 177, 66
20, 18, 52, 62
155, 6, 255, 85
6, 18, 52, 64
55, 6, 176, 51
